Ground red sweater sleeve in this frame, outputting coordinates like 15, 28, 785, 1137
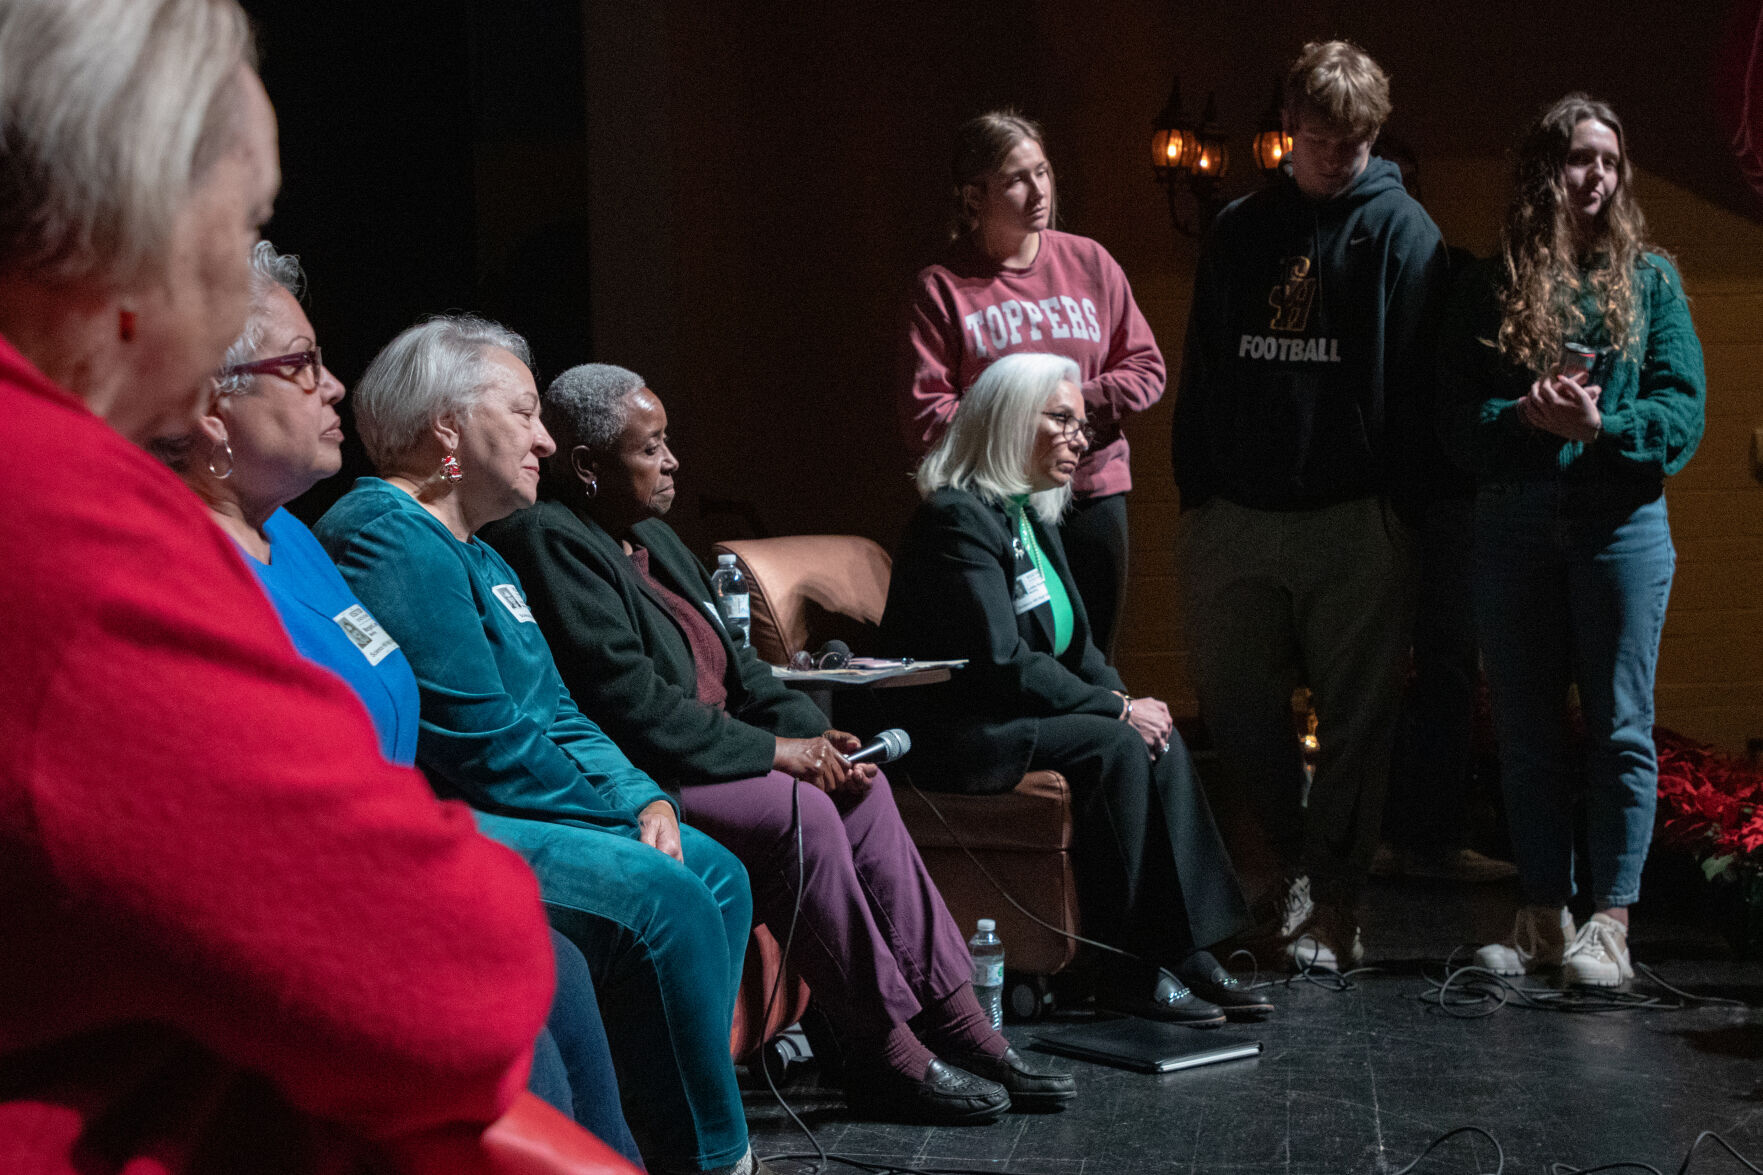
898, 269, 964, 458
1079, 246, 1166, 433
0, 366, 554, 1149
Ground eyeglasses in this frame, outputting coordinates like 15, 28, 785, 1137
788, 648, 851, 671
1043, 410, 1096, 450
220, 346, 324, 391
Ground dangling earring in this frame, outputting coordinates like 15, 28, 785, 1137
584, 473, 598, 499
118, 309, 137, 343
208, 437, 234, 480
440, 453, 463, 483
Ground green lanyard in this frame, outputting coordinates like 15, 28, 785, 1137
1013, 501, 1073, 656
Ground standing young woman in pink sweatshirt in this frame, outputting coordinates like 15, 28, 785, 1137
898, 110, 1166, 658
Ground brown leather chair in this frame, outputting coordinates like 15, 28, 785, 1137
713, 536, 1080, 1007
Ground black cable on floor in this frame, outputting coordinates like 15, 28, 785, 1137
1386, 1125, 1505, 1175
1417, 949, 1751, 1019
1386, 1128, 1763, 1175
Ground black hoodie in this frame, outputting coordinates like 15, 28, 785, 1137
1171, 155, 1448, 518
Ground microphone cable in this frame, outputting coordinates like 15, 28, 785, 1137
1417, 949, 1750, 1019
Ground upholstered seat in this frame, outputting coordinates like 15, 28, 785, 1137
714, 536, 1081, 983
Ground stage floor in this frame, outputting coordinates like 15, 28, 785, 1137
746, 877, 1763, 1174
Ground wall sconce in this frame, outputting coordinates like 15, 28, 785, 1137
1153, 74, 1289, 239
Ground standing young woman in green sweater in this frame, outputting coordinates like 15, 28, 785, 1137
1438, 94, 1705, 986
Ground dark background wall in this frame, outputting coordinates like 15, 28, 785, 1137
251, 0, 1763, 747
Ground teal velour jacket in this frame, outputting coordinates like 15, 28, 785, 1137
481, 500, 826, 793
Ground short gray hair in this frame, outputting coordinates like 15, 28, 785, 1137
214, 239, 306, 397
352, 313, 532, 471
916, 351, 1078, 525
543, 363, 646, 459
0, 0, 255, 287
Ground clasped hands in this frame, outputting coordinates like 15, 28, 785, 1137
1116, 691, 1174, 759
774, 730, 878, 796
1517, 370, 1602, 443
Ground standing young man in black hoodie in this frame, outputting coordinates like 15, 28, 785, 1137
1171, 40, 1449, 970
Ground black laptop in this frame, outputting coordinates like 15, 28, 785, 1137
1031, 1018, 1263, 1074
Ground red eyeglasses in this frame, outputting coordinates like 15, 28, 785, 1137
221, 346, 323, 390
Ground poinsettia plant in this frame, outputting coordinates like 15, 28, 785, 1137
1654, 728, 1763, 883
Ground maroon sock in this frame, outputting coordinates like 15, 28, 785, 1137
914, 986, 1008, 1059
850, 1022, 938, 1082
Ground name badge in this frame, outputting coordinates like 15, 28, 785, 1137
332, 604, 399, 666
1013, 567, 1051, 615
491, 583, 535, 624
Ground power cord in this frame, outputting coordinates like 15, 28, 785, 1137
1418, 949, 1751, 1019
1387, 1125, 1505, 1174
1383, 1128, 1762, 1175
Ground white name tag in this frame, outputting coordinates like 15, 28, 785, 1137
1013, 567, 1051, 614
491, 583, 535, 624
332, 604, 399, 666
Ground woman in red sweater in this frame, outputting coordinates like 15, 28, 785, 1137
899, 110, 1166, 658
0, 2, 570, 1171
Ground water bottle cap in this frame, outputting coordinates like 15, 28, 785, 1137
716, 553, 736, 566
976, 918, 995, 932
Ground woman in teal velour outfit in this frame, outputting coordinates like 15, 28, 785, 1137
314, 314, 762, 1175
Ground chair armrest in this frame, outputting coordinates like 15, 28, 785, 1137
391, 1091, 643, 1175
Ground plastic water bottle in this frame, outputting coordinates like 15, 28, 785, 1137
968, 918, 1005, 1029
711, 553, 750, 648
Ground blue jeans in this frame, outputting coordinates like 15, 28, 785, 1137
474, 810, 752, 1173
529, 928, 644, 1168
1472, 481, 1675, 908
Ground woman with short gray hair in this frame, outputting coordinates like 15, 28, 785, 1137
0, 1, 563, 1170
316, 319, 764, 1175
880, 352, 1265, 1025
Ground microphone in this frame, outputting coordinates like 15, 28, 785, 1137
845, 728, 911, 765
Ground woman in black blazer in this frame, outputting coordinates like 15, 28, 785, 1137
481, 364, 1075, 1125
879, 352, 1265, 1022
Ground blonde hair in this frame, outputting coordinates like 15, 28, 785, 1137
0, 0, 254, 288
1496, 94, 1658, 376
949, 109, 1055, 240
915, 352, 1078, 525
1284, 40, 1390, 138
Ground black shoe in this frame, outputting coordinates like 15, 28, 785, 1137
940, 1046, 1076, 1110
1176, 950, 1275, 1021
1095, 965, 1227, 1027
844, 1058, 1010, 1125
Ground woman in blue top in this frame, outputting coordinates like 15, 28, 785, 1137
1439, 95, 1705, 987
166, 242, 641, 1165
313, 314, 761, 1175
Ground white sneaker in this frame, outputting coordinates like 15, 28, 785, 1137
1474, 905, 1574, 975
1561, 913, 1633, 987
1277, 874, 1314, 940
1286, 903, 1364, 972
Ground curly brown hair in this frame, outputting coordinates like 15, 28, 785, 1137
1496, 94, 1661, 376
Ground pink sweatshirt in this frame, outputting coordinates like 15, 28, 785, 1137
899, 229, 1166, 497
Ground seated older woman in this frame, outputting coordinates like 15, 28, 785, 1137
313, 315, 763, 1175
161, 240, 642, 1166
481, 364, 1074, 1123
878, 352, 1268, 1023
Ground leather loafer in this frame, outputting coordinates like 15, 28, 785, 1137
844, 1057, 1010, 1125
1176, 951, 1275, 1021
1096, 966, 1227, 1028
940, 1046, 1076, 1109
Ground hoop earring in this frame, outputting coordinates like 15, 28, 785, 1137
208, 437, 234, 480
584, 474, 597, 499
440, 453, 463, 483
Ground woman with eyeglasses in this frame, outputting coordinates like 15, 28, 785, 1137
164, 241, 644, 1166
479, 364, 1074, 1125
880, 353, 1265, 1025
898, 110, 1165, 661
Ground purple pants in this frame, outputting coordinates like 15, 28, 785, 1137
679, 770, 972, 1042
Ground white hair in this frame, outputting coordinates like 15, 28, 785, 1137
352, 313, 533, 471
543, 363, 646, 460
214, 239, 305, 397
916, 352, 1078, 525
0, 0, 254, 288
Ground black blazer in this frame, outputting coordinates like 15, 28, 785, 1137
481, 500, 824, 791
877, 488, 1125, 792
